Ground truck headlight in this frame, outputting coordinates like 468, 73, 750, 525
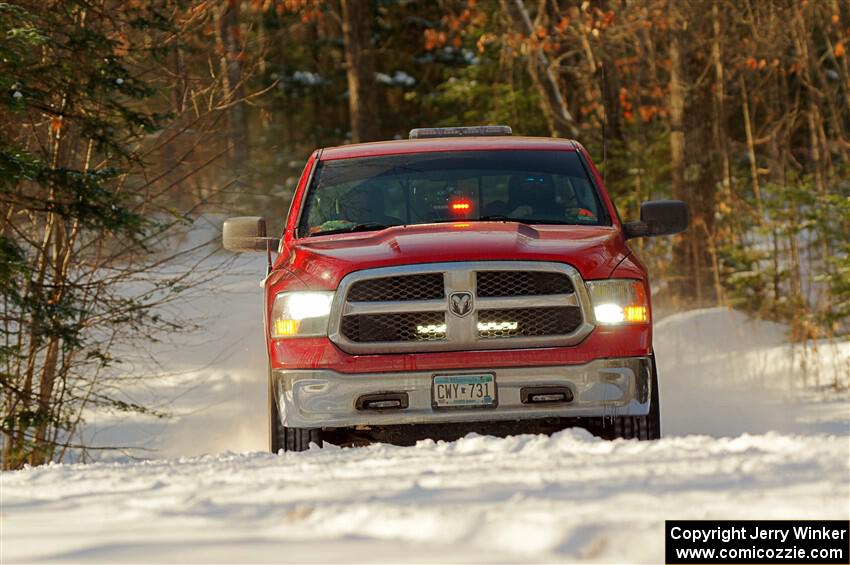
586, 279, 649, 325
270, 291, 334, 337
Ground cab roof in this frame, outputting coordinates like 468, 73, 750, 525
319, 136, 580, 161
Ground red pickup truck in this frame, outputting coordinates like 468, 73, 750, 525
223, 126, 687, 452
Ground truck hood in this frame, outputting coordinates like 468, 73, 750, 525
278, 222, 628, 288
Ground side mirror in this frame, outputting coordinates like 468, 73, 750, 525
222, 216, 280, 252
623, 200, 689, 239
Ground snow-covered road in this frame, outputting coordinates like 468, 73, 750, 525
4, 429, 847, 563
2, 226, 848, 563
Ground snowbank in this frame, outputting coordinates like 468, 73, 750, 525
77, 217, 270, 456
3, 429, 847, 563
656, 308, 849, 438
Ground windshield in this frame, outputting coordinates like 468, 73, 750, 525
298, 150, 609, 237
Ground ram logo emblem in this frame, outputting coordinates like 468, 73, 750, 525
449, 292, 473, 317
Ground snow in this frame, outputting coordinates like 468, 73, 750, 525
2, 220, 849, 562
3, 429, 848, 563
657, 308, 849, 438
375, 70, 416, 87
290, 71, 326, 86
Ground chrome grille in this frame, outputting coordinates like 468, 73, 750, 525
348, 273, 444, 302
329, 261, 594, 354
478, 307, 583, 338
476, 271, 573, 297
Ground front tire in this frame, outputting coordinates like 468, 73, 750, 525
609, 354, 661, 440
268, 371, 323, 453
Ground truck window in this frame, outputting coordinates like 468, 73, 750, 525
299, 150, 610, 236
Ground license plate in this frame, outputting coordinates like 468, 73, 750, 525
432, 374, 497, 408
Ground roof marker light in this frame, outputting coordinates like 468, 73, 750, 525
409, 125, 513, 139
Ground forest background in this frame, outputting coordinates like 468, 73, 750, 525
1, 0, 848, 468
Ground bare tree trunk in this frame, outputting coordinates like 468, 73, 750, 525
500, 0, 578, 138
218, 0, 249, 169
340, 0, 378, 143
711, 4, 732, 200
668, 5, 689, 304
710, 2, 728, 304
740, 78, 763, 221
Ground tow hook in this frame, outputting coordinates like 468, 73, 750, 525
356, 392, 410, 411
521, 386, 574, 404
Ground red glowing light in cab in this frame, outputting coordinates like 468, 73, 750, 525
450, 199, 472, 213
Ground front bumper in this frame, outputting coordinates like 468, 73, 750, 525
273, 356, 652, 428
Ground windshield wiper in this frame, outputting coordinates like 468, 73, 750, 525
478, 215, 533, 224
310, 222, 395, 237
478, 215, 576, 225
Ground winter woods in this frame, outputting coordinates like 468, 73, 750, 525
0, 0, 235, 469
2, 0, 848, 468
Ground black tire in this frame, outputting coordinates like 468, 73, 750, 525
609, 354, 661, 440
268, 370, 323, 453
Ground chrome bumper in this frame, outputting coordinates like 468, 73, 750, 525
273, 357, 652, 428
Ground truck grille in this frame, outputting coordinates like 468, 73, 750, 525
476, 271, 574, 297
348, 273, 444, 302
478, 307, 583, 338
329, 262, 593, 354
341, 311, 445, 342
